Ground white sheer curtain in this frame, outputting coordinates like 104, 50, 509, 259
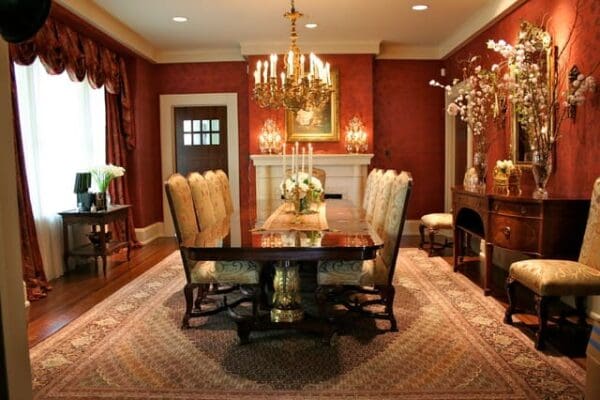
15, 59, 106, 280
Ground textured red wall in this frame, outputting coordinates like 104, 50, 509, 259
373, 60, 446, 219
126, 57, 161, 228
444, 0, 600, 198
154, 62, 252, 228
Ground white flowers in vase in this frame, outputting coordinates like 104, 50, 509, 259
90, 164, 125, 192
495, 159, 515, 176
280, 172, 323, 203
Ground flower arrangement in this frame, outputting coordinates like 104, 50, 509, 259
281, 172, 323, 213
495, 159, 515, 176
90, 164, 125, 192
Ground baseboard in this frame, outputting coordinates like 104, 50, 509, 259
135, 222, 165, 245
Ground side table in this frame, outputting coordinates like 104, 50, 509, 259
59, 205, 132, 276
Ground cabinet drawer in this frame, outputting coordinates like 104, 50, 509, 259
490, 215, 541, 253
490, 200, 541, 217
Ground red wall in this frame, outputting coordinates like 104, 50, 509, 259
373, 60, 445, 218
444, 0, 600, 197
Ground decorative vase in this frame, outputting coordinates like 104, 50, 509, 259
95, 192, 107, 211
508, 167, 522, 196
532, 150, 553, 199
293, 195, 312, 215
473, 151, 487, 187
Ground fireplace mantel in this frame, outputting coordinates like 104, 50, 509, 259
250, 153, 373, 221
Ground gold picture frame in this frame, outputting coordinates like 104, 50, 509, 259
285, 69, 339, 142
510, 43, 557, 168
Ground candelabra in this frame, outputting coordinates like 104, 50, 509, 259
344, 116, 368, 153
251, 0, 333, 113
258, 119, 283, 154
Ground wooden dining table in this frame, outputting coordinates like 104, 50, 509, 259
181, 199, 383, 343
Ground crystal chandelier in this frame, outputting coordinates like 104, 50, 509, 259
258, 119, 283, 154
344, 116, 368, 153
251, 0, 333, 113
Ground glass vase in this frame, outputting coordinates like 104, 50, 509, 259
473, 151, 487, 188
95, 192, 107, 211
293, 196, 311, 215
532, 150, 553, 199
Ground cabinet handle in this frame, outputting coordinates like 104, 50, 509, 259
493, 204, 499, 211
520, 206, 527, 215
503, 226, 511, 239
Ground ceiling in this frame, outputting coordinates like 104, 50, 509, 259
57, 0, 523, 62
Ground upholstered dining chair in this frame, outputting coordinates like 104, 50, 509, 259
187, 172, 217, 231
504, 177, 600, 349
316, 172, 413, 331
362, 168, 379, 211
311, 167, 327, 191
165, 173, 262, 328
370, 169, 397, 237
365, 169, 385, 222
204, 170, 229, 238
215, 169, 234, 217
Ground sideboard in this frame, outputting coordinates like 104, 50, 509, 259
452, 186, 590, 295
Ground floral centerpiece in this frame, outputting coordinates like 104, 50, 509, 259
280, 171, 323, 214
90, 164, 125, 210
487, 21, 596, 197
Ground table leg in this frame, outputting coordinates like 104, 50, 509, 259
270, 260, 304, 323
453, 227, 461, 272
125, 217, 131, 261
99, 226, 107, 277
484, 242, 494, 296
62, 222, 70, 271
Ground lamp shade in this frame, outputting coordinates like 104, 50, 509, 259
73, 172, 91, 193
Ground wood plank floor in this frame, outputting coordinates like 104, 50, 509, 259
28, 235, 588, 368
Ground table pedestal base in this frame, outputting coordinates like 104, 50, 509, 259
270, 261, 304, 323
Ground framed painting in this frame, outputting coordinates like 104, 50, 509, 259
285, 69, 339, 142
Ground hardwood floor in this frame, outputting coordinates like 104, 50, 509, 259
28, 235, 588, 368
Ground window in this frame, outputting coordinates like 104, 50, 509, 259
181, 118, 221, 146
15, 59, 106, 279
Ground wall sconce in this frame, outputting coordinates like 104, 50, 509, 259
568, 65, 581, 119
344, 116, 368, 153
568, 65, 597, 120
258, 119, 283, 154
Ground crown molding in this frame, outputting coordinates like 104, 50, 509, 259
438, 0, 526, 59
377, 43, 439, 60
240, 41, 380, 56
54, 0, 158, 61
156, 48, 245, 63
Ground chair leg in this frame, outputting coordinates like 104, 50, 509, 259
194, 284, 207, 310
504, 277, 516, 324
385, 285, 398, 332
252, 284, 261, 317
534, 295, 550, 350
428, 229, 436, 256
182, 283, 194, 329
418, 223, 426, 249
575, 296, 588, 326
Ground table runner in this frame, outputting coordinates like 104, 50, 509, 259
261, 201, 329, 231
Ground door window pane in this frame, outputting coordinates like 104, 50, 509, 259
192, 120, 201, 132
202, 120, 210, 131
211, 119, 220, 131
193, 133, 201, 145
202, 133, 211, 145
212, 133, 220, 145
183, 133, 192, 146
183, 120, 192, 132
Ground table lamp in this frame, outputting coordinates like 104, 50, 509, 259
74, 172, 92, 211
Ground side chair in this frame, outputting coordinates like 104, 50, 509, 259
316, 171, 413, 331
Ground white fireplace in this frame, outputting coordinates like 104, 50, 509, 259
250, 153, 374, 221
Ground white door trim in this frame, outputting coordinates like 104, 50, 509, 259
159, 93, 241, 244
444, 80, 472, 212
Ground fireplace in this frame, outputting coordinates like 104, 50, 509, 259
250, 154, 373, 221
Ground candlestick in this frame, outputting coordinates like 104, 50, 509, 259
308, 143, 313, 180
301, 148, 305, 174
282, 144, 286, 179
291, 146, 295, 178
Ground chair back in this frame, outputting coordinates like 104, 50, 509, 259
215, 169, 234, 216
371, 169, 397, 236
363, 168, 379, 211
579, 177, 600, 270
366, 169, 384, 222
380, 172, 413, 283
312, 167, 326, 190
165, 174, 199, 244
187, 172, 217, 230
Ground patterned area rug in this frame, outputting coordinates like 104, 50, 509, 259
30, 249, 585, 399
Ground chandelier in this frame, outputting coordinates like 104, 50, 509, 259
251, 0, 333, 113
344, 116, 368, 153
258, 119, 283, 154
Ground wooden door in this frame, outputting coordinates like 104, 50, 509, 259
454, 117, 468, 185
174, 106, 228, 176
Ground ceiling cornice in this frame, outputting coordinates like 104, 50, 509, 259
240, 41, 380, 56
156, 48, 245, 64
55, 0, 158, 61
377, 44, 439, 60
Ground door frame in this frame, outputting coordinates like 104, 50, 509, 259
160, 93, 241, 244
444, 80, 472, 212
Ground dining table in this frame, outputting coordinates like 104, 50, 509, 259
181, 199, 383, 344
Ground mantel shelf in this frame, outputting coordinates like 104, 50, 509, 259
250, 153, 373, 167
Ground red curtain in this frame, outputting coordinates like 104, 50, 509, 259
9, 16, 139, 299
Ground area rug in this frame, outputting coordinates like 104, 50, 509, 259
30, 249, 585, 399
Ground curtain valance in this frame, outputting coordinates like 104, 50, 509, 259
9, 16, 136, 149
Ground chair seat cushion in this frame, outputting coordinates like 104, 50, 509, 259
191, 260, 261, 285
421, 213, 453, 230
510, 259, 600, 296
317, 257, 388, 286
